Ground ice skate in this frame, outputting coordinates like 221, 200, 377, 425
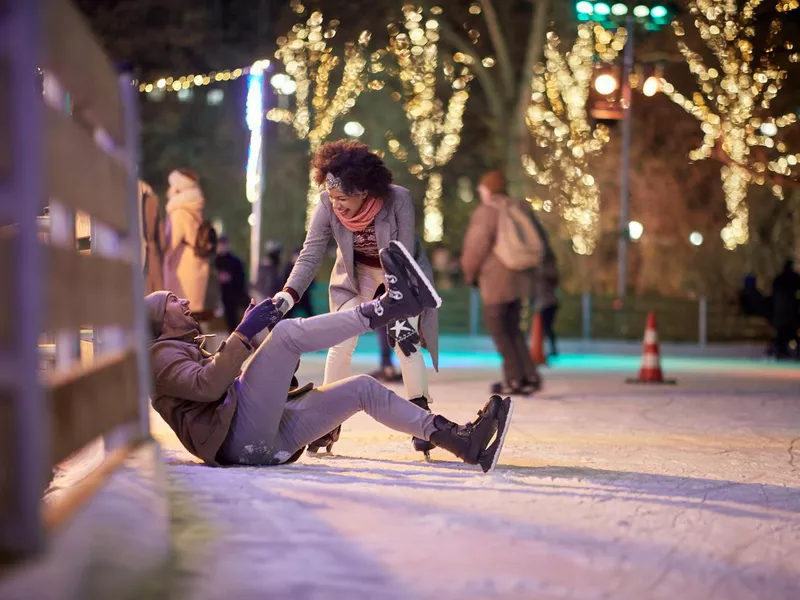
358, 241, 442, 330
430, 395, 514, 473
409, 396, 435, 461
306, 425, 341, 456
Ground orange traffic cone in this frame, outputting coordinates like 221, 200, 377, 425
626, 312, 676, 384
530, 312, 547, 365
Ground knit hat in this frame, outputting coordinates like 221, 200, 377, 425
479, 170, 507, 195
167, 169, 199, 195
144, 291, 170, 340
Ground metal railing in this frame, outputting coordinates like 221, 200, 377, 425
0, 0, 150, 560
307, 285, 772, 344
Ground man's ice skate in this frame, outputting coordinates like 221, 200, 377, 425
306, 425, 341, 455
409, 396, 435, 461
429, 395, 514, 473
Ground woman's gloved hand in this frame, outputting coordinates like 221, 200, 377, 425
387, 318, 420, 357
235, 298, 282, 342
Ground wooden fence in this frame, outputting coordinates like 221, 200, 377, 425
0, 0, 151, 560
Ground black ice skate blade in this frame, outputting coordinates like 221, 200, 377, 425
388, 240, 443, 309
479, 396, 515, 474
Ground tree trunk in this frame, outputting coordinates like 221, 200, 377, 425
505, 0, 550, 197
793, 188, 800, 264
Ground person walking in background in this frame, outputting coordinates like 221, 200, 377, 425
536, 252, 560, 358
461, 170, 543, 396
139, 180, 166, 294
770, 259, 800, 360
283, 246, 315, 318
215, 235, 249, 334
275, 140, 440, 457
163, 169, 212, 321
255, 240, 284, 302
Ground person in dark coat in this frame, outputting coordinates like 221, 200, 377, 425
139, 180, 166, 294
283, 246, 316, 318
215, 236, 249, 333
255, 240, 284, 302
771, 260, 800, 359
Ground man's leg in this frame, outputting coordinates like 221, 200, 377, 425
222, 299, 238, 333
507, 300, 539, 383
273, 375, 437, 458
219, 309, 371, 465
483, 302, 519, 384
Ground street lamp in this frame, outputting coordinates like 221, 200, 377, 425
628, 220, 644, 240
343, 120, 365, 138
594, 73, 618, 95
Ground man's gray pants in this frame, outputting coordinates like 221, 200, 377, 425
219, 308, 438, 465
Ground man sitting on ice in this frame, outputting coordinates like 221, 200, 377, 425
145, 241, 513, 472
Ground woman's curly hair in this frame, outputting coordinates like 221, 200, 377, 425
311, 140, 393, 199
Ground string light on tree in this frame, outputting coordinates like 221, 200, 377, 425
660, 0, 800, 250
137, 63, 266, 93
266, 9, 372, 224
383, 5, 472, 243
523, 23, 627, 255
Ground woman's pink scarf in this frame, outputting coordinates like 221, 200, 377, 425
335, 196, 384, 232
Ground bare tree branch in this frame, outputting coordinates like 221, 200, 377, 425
434, 15, 504, 127
712, 143, 800, 189
479, 0, 514, 96
511, 0, 549, 151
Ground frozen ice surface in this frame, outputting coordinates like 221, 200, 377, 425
151, 353, 800, 600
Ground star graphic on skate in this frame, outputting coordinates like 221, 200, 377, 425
390, 320, 411, 337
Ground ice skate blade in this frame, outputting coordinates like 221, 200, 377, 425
389, 240, 442, 309
423, 451, 432, 462
480, 397, 515, 474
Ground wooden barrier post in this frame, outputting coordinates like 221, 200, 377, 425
0, 0, 155, 562
0, 0, 49, 556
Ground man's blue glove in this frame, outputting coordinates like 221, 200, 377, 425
387, 319, 420, 357
235, 298, 282, 342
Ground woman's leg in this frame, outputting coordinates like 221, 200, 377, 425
322, 266, 382, 385
219, 309, 371, 465
274, 375, 438, 458
394, 315, 429, 399
322, 297, 363, 385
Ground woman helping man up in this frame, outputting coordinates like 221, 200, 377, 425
147, 241, 513, 473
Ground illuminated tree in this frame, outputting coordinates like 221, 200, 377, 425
660, 0, 800, 250
417, 0, 554, 193
381, 5, 472, 243
523, 23, 627, 255
267, 7, 372, 224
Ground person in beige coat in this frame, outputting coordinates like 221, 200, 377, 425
163, 169, 211, 317
146, 242, 513, 473
461, 170, 541, 396
276, 140, 440, 457
139, 180, 166, 294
